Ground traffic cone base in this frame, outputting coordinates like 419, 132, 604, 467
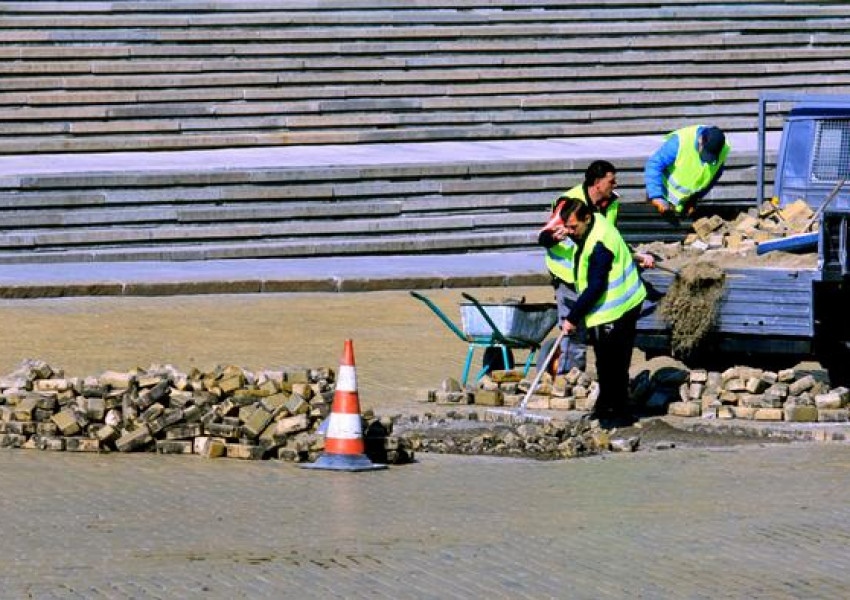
299, 339, 387, 472
301, 452, 387, 472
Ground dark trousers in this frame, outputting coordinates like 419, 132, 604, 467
589, 302, 642, 418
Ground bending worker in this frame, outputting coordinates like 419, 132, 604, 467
539, 160, 653, 374
645, 125, 730, 216
551, 197, 647, 427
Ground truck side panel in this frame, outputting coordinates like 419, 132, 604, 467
637, 267, 818, 354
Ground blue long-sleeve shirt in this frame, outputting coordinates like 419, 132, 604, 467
644, 126, 725, 206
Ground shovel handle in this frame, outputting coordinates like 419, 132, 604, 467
654, 263, 680, 276
518, 330, 566, 413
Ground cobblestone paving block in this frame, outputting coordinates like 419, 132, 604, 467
784, 405, 818, 422
156, 440, 193, 454
754, 408, 784, 421
243, 407, 273, 438
473, 390, 503, 406
51, 409, 81, 436
13, 396, 38, 421
224, 443, 264, 460
284, 394, 310, 415
164, 423, 202, 440
205, 422, 241, 439
0, 433, 26, 448
260, 392, 289, 413
6, 421, 37, 436
818, 409, 849, 423
64, 437, 99, 452
278, 412, 313, 433
115, 425, 153, 452
197, 436, 226, 458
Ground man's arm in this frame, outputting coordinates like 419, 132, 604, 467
538, 228, 559, 248
644, 135, 679, 210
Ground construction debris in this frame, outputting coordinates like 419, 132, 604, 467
394, 412, 613, 459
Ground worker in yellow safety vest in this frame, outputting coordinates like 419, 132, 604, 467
645, 125, 730, 216
539, 160, 653, 375
555, 197, 647, 427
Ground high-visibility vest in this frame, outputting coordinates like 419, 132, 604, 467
544, 184, 619, 284
662, 125, 730, 213
575, 214, 646, 327
550, 183, 620, 225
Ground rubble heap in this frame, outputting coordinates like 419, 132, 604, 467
0, 359, 413, 464
668, 361, 850, 423
395, 411, 623, 459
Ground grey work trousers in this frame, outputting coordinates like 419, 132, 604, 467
554, 281, 588, 373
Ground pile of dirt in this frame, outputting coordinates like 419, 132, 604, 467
658, 261, 726, 357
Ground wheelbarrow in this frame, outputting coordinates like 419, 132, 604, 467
410, 291, 558, 387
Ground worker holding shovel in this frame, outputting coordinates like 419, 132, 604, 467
645, 125, 730, 217
553, 197, 648, 427
539, 160, 654, 375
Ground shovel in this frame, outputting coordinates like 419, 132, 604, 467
485, 330, 565, 425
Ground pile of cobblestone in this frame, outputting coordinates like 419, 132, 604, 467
667, 362, 850, 423
427, 356, 849, 426
684, 199, 816, 254
0, 359, 413, 464
427, 368, 600, 412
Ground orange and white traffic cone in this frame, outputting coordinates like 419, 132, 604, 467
300, 339, 387, 472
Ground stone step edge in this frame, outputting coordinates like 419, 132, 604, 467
0, 271, 548, 299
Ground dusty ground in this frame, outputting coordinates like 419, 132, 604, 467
0, 286, 555, 414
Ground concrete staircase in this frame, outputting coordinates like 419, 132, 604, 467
0, 0, 833, 263
1, 0, 849, 153
0, 139, 768, 263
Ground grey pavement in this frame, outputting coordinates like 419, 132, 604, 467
0, 250, 547, 298
2, 443, 850, 599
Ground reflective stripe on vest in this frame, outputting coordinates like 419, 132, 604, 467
576, 215, 647, 327
663, 125, 729, 213
545, 239, 576, 284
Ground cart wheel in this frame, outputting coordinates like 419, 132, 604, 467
537, 337, 562, 377
482, 346, 515, 373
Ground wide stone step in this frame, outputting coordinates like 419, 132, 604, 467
1, 31, 843, 61
5, 57, 850, 92
0, 229, 538, 264
2, 4, 847, 28
3, 44, 849, 77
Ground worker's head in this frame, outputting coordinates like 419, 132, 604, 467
698, 126, 726, 164
584, 160, 617, 208
558, 197, 593, 242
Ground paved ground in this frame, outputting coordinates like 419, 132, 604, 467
3, 288, 850, 599
3, 443, 850, 599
